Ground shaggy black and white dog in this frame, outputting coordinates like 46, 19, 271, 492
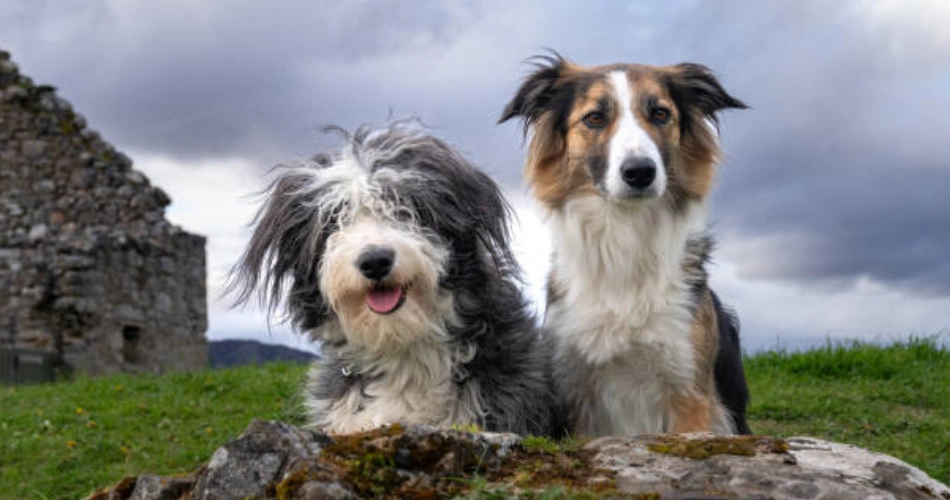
230, 122, 554, 436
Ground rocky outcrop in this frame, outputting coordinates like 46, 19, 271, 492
0, 48, 207, 376
87, 420, 950, 500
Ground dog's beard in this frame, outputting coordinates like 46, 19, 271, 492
320, 218, 451, 354
333, 285, 453, 353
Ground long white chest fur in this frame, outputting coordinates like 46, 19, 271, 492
307, 332, 486, 435
546, 197, 707, 436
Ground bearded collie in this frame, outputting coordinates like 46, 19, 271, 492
230, 121, 555, 435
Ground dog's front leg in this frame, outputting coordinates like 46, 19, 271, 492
668, 390, 713, 433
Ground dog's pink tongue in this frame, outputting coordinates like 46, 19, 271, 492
367, 286, 403, 314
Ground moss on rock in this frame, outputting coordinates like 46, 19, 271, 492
645, 434, 789, 460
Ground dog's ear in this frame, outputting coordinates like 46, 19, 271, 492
664, 64, 746, 176
666, 63, 747, 126
227, 168, 334, 331
499, 53, 572, 133
466, 167, 517, 274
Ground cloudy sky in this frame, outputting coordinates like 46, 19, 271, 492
3, 0, 949, 352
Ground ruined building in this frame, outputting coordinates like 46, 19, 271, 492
0, 49, 207, 377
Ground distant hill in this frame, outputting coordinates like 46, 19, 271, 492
209, 339, 318, 368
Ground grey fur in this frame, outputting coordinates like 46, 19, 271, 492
229, 121, 555, 436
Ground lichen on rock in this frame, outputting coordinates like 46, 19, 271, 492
85, 420, 950, 500
643, 433, 790, 460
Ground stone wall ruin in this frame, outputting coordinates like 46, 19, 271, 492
0, 48, 207, 376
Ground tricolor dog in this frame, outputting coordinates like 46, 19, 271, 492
501, 55, 751, 436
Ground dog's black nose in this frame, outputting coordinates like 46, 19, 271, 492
620, 157, 657, 189
356, 247, 395, 281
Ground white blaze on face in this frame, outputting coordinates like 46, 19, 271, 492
605, 71, 666, 198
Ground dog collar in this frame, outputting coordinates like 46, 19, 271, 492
340, 363, 358, 377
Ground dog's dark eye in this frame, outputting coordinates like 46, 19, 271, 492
650, 107, 671, 125
583, 111, 607, 129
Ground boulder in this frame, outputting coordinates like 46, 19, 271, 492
86, 420, 950, 500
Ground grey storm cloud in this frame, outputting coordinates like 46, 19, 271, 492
694, 1, 950, 296
2, 0, 949, 297
0, 1, 502, 159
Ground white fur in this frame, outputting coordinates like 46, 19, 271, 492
307, 310, 488, 435
319, 218, 448, 353
546, 195, 727, 435
296, 154, 427, 230
298, 159, 487, 434
605, 71, 666, 198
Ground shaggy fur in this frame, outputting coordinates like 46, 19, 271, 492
230, 121, 554, 435
501, 54, 751, 436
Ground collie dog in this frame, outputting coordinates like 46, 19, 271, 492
230, 122, 554, 435
500, 55, 751, 436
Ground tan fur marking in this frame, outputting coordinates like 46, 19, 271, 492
670, 391, 713, 433
675, 116, 719, 199
522, 57, 586, 205
659, 65, 723, 200
528, 80, 615, 208
527, 133, 592, 206
668, 290, 723, 433
691, 290, 721, 378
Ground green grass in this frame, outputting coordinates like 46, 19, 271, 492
745, 336, 949, 483
1, 338, 947, 500
0, 362, 308, 500
520, 434, 589, 455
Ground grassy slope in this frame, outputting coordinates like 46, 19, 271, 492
745, 338, 949, 482
0, 363, 308, 500
1, 339, 947, 500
